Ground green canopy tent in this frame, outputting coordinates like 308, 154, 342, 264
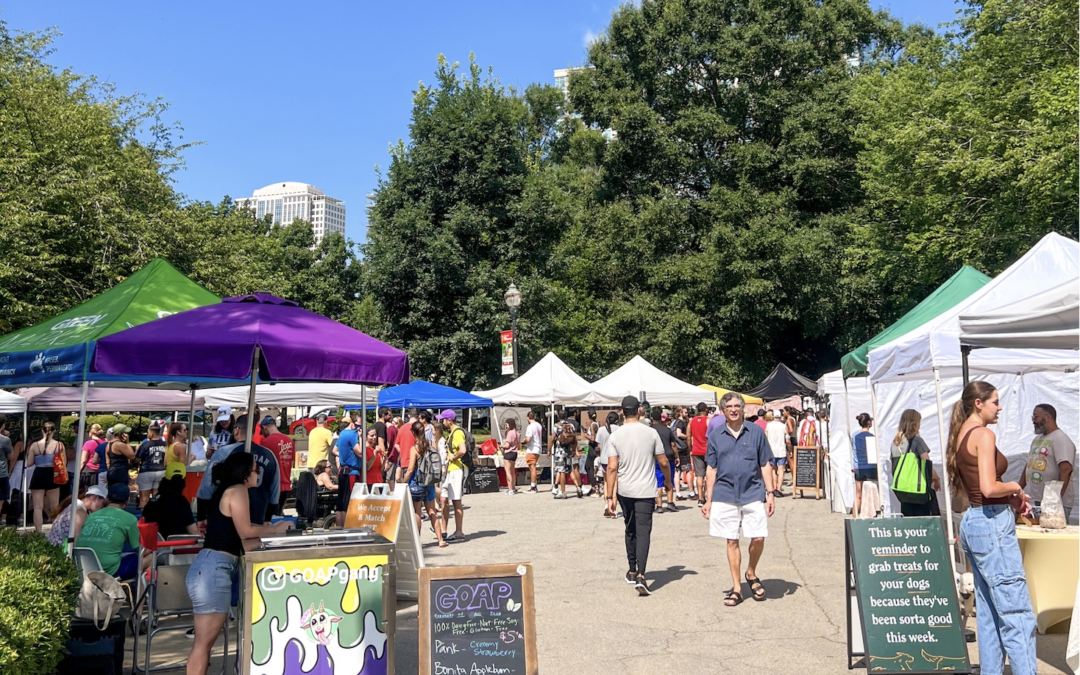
840, 266, 991, 379
0, 258, 220, 531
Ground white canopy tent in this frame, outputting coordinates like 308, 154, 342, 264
0, 389, 27, 414
472, 352, 605, 406
866, 232, 1080, 536
16, 386, 206, 412
201, 382, 378, 410
591, 355, 716, 406
959, 277, 1080, 352
818, 370, 871, 514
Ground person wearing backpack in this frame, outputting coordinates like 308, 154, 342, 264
890, 409, 941, 517
402, 421, 446, 548
437, 410, 468, 542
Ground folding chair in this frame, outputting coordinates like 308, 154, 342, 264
131, 522, 226, 675
72, 547, 104, 579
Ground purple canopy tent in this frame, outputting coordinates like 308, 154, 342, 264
93, 293, 410, 445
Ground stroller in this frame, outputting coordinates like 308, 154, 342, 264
293, 472, 339, 529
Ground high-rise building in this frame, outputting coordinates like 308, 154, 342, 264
235, 182, 346, 245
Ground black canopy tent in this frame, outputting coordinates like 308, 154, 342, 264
744, 363, 817, 400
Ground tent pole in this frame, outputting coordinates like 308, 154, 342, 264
189, 386, 197, 448
21, 407, 28, 531
870, 382, 890, 517
550, 402, 555, 492
961, 346, 971, 386
66, 381, 89, 553
843, 378, 854, 516
244, 347, 259, 453
933, 368, 958, 577
361, 385, 367, 487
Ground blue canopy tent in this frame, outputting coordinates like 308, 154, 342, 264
373, 381, 493, 410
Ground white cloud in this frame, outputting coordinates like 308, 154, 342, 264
584, 29, 600, 47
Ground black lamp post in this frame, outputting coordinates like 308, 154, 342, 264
504, 283, 522, 377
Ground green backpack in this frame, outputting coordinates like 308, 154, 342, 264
891, 441, 930, 503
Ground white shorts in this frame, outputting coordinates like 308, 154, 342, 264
442, 470, 464, 501
709, 500, 768, 540
136, 470, 166, 492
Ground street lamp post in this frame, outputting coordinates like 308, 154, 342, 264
504, 283, 522, 377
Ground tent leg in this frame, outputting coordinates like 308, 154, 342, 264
550, 403, 555, 492
870, 383, 890, 517
21, 408, 28, 531
933, 368, 958, 577
961, 346, 971, 386
189, 386, 197, 445
66, 381, 89, 553
843, 378, 854, 515
244, 347, 259, 453
361, 385, 367, 487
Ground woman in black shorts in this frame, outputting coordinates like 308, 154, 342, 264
500, 419, 520, 495
27, 422, 64, 532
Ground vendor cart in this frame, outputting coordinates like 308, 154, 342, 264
240, 528, 396, 675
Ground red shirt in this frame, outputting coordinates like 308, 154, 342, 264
263, 432, 295, 493
690, 416, 710, 456
396, 424, 416, 467
755, 418, 768, 432
365, 445, 384, 486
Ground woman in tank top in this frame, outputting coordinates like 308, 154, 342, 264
186, 451, 291, 675
946, 380, 1035, 675
26, 422, 64, 532
165, 422, 188, 471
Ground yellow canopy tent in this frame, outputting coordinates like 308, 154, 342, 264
697, 384, 764, 406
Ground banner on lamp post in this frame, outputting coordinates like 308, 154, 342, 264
500, 330, 514, 375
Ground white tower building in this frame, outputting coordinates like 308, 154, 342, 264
235, 182, 346, 245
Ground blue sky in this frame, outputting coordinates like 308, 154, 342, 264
4, 0, 963, 243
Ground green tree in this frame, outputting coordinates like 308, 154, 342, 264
560, 0, 888, 386
852, 0, 1079, 288
362, 55, 564, 388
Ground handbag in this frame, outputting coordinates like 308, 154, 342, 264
53, 442, 68, 485
891, 443, 929, 503
75, 570, 131, 630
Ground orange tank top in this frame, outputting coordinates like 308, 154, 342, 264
956, 429, 1010, 506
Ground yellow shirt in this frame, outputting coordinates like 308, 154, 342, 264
165, 443, 185, 466
307, 426, 334, 468
446, 427, 466, 473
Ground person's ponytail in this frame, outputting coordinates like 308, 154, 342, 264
946, 380, 997, 491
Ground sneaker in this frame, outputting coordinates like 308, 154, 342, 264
654, 505, 663, 514
444, 532, 463, 542
528, 484, 537, 492
773, 489, 783, 498
665, 503, 678, 513
554, 492, 567, 500
577, 489, 583, 499
635, 576, 652, 596
625, 570, 637, 585
185, 628, 195, 639
688, 492, 698, 499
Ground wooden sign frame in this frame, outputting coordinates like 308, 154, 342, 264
418, 563, 539, 675
794, 445, 823, 499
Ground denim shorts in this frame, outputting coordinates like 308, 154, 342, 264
186, 549, 239, 615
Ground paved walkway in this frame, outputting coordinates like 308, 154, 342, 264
126, 486, 1072, 674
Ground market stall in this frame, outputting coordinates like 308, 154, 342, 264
743, 363, 818, 401
92, 292, 411, 673
591, 354, 712, 406
697, 384, 761, 406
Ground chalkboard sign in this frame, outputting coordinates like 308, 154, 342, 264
466, 466, 501, 494
794, 445, 822, 498
419, 563, 538, 675
846, 518, 969, 673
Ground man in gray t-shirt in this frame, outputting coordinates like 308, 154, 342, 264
0, 415, 13, 512
605, 396, 670, 596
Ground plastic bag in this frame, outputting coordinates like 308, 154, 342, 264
1040, 481, 1067, 529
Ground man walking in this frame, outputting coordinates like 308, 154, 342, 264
438, 410, 467, 541
605, 396, 670, 596
651, 408, 678, 512
689, 402, 709, 506
523, 411, 543, 492
702, 392, 775, 606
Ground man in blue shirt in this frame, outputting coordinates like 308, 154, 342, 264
702, 392, 775, 607
334, 413, 362, 527
195, 414, 280, 524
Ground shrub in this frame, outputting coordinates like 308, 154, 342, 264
0, 529, 79, 674
59, 413, 149, 447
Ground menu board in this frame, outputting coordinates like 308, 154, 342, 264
467, 466, 501, 494
419, 563, 538, 675
847, 518, 969, 673
794, 446, 822, 497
